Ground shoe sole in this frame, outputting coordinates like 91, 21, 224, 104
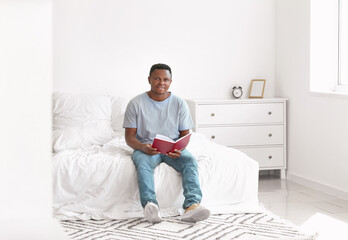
144, 203, 162, 224
181, 208, 210, 223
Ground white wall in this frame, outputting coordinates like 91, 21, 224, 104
0, 0, 67, 239
276, 0, 348, 196
53, 0, 276, 99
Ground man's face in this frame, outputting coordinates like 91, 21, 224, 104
148, 69, 172, 95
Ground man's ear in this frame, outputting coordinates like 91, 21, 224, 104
148, 76, 151, 84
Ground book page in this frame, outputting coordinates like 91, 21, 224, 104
154, 134, 174, 143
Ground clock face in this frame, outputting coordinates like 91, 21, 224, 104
233, 87, 243, 98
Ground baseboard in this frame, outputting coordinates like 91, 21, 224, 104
287, 172, 348, 201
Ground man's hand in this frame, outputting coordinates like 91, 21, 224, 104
166, 149, 182, 159
142, 144, 160, 156
126, 128, 160, 156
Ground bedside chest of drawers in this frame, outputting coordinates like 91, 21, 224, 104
186, 98, 287, 178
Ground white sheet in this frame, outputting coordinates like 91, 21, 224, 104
52, 133, 261, 220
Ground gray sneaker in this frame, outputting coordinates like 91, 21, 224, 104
144, 202, 162, 224
181, 203, 210, 223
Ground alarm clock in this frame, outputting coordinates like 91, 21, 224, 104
232, 86, 243, 99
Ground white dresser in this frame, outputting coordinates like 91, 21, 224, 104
186, 98, 287, 178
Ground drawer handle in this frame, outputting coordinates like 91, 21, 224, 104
211, 113, 215, 117
269, 155, 272, 159
268, 133, 272, 137
268, 111, 272, 115
211, 135, 216, 139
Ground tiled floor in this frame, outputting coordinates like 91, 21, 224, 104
258, 175, 348, 238
258, 175, 348, 225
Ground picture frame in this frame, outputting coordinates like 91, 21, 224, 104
249, 79, 266, 98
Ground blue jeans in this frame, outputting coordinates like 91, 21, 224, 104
132, 149, 202, 209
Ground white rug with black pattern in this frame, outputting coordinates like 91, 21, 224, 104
61, 212, 317, 240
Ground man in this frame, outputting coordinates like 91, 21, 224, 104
123, 63, 210, 224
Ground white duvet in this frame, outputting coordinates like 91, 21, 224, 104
52, 132, 261, 220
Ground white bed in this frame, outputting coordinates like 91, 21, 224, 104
52, 92, 261, 220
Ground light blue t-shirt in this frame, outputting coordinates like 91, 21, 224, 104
123, 92, 194, 144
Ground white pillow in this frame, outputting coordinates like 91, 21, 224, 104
52, 92, 115, 152
111, 97, 131, 134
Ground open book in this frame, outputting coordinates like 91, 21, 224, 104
151, 133, 192, 155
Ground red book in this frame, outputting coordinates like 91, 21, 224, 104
152, 133, 192, 155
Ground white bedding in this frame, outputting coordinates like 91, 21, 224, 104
52, 132, 261, 220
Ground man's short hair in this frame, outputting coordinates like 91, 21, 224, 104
149, 63, 172, 77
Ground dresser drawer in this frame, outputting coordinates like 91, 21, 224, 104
238, 147, 284, 168
197, 103, 284, 125
198, 125, 284, 146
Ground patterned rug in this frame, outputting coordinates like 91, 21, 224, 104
61, 212, 317, 240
